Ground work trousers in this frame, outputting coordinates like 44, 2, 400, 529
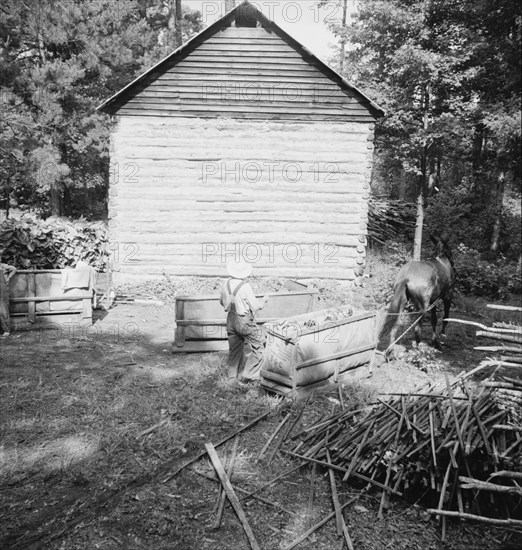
226, 305, 265, 381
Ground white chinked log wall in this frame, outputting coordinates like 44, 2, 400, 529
108, 115, 374, 284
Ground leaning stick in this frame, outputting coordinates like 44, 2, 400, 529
195, 471, 298, 517
326, 449, 344, 536
306, 462, 317, 529
476, 332, 522, 344
240, 463, 305, 503
427, 509, 522, 527
282, 496, 359, 550
205, 443, 260, 550
256, 414, 290, 462
161, 410, 269, 483
459, 477, 522, 497
486, 304, 522, 312
445, 318, 521, 334
212, 436, 240, 529
284, 451, 403, 496
475, 346, 522, 353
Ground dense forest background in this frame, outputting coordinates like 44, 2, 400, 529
0, 0, 202, 218
0, 0, 520, 282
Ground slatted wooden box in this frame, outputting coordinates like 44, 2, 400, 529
260, 305, 379, 399
9, 269, 94, 328
173, 281, 319, 352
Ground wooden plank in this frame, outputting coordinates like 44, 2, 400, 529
111, 201, 367, 214
82, 297, 92, 320
28, 272, 36, 323
212, 436, 240, 530
127, 96, 370, 113
111, 264, 358, 279
259, 370, 293, 387
205, 443, 261, 550
172, 340, 229, 353
114, 108, 375, 122
174, 299, 186, 348
116, 210, 365, 224
109, 232, 365, 245
121, 100, 372, 116
114, 116, 372, 136
294, 343, 377, 371
11, 294, 91, 303
186, 50, 304, 59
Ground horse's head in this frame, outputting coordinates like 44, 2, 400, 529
430, 233, 453, 265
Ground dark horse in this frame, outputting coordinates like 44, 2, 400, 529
383, 233, 456, 352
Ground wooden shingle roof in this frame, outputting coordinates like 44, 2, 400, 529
97, 0, 384, 121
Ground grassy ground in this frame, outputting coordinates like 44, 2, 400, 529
1, 258, 521, 549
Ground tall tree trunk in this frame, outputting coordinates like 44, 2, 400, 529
50, 183, 62, 217
339, 0, 348, 73
175, 0, 182, 46
490, 169, 505, 253
63, 184, 71, 217
413, 81, 431, 261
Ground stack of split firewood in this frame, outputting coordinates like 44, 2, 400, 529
287, 372, 522, 540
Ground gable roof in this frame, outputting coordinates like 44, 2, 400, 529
97, 0, 384, 118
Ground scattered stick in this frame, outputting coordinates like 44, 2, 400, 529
282, 496, 359, 550
306, 463, 316, 530
162, 410, 269, 484
284, 451, 403, 496
327, 449, 343, 536
195, 471, 297, 517
205, 443, 260, 550
240, 463, 305, 503
476, 332, 522, 344
256, 415, 290, 462
427, 509, 522, 527
474, 346, 522, 353
136, 418, 168, 439
486, 304, 522, 312
445, 318, 521, 334
212, 436, 240, 529
327, 449, 354, 550
266, 406, 304, 466
459, 476, 522, 497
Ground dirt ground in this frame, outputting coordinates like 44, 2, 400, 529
0, 295, 521, 550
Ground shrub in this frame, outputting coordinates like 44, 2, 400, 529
0, 214, 108, 270
454, 244, 521, 299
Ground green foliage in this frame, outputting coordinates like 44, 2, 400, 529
425, 183, 522, 261
0, 215, 108, 270
0, 0, 203, 218
453, 244, 521, 299
327, 0, 521, 255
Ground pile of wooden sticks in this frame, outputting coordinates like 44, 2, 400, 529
287, 373, 522, 538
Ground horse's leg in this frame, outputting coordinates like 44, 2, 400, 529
430, 306, 439, 345
409, 294, 425, 345
440, 291, 453, 337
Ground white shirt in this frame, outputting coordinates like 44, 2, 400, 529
220, 278, 263, 316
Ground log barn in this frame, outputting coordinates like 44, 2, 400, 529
97, 1, 384, 284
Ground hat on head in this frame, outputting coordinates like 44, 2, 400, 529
226, 258, 253, 279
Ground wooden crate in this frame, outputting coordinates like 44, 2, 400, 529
9, 269, 95, 328
260, 305, 379, 399
173, 282, 319, 352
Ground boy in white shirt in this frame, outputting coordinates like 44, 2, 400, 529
220, 259, 269, 382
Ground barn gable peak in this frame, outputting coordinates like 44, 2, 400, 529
97, 0, 384, 119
